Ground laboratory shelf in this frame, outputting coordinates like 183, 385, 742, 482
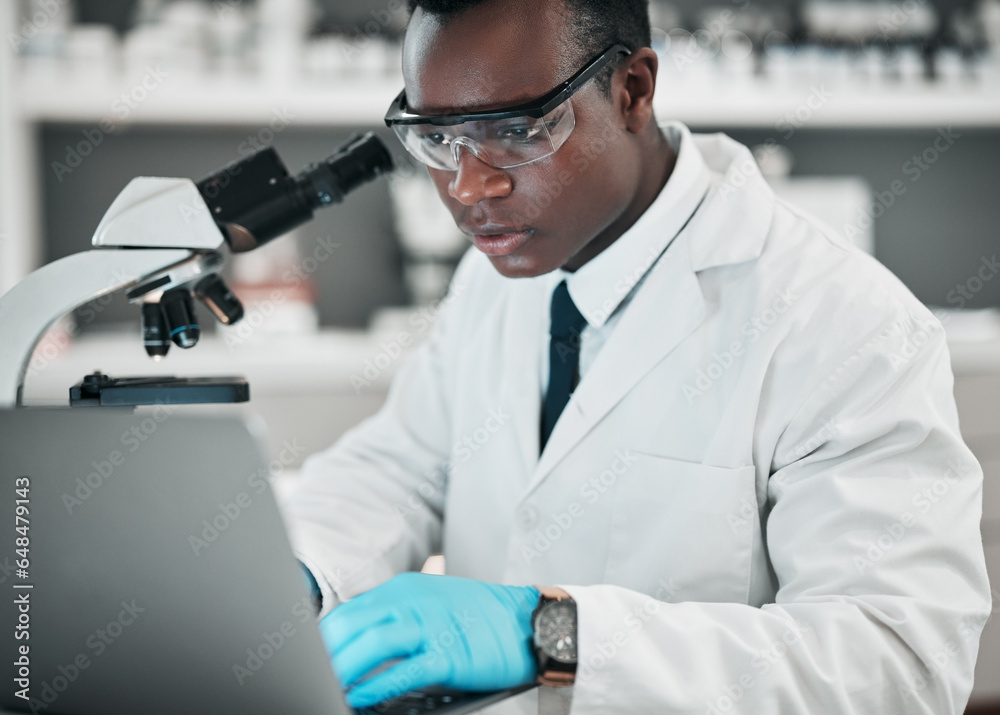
15, 72, 406, 127
15, 71, 1000, 128
653, 83, 1000, 129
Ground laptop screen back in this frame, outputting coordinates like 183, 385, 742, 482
0, 407, 348, 715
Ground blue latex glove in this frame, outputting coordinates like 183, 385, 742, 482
318, 572, 540, 708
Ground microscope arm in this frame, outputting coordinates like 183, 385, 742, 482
0, 248, 211, 408
0, 174, 230, 408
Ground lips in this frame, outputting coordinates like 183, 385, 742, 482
463, 224, 534, 257
472, 231, 533, 256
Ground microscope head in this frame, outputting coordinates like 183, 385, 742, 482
199, 133, 393, 254
116, 133, 394, 358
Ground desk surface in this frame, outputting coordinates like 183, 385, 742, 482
480, 687, 572, 715
0, 686, 573, 715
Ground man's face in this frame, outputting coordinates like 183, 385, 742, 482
401, 0, 643, 278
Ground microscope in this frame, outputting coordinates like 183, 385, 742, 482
0, 133, 393, 409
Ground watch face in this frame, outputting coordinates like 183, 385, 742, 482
536, 600, 577, 663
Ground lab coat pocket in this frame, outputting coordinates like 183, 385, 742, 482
604, 453, 757, 604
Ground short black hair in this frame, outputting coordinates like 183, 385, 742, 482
405, 0, 651, 98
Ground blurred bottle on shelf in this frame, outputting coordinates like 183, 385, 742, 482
645, 0, 1000, 89
974, 0, 1000, 85
258, 0, 315, 84
125, 0, 212, 77
15, 0, 999, 91
14, 0, 75, 78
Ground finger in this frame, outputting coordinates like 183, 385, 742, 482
345, 651, 452, 709
332, 618, 424, 689
319, 602, 396, 658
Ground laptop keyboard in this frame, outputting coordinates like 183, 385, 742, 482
356, 689, 477, 714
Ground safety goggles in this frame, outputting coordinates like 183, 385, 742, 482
384, 43, 631, 171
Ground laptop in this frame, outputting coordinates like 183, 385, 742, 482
0, 408, 534, 715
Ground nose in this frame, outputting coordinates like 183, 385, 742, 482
447, 144, 513, 206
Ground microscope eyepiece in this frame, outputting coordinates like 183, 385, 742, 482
196, 132, 394, 253
296, 133, 394, 209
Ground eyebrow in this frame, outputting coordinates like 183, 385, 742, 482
408, 91, 548, 116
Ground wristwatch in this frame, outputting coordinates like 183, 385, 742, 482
531, 586, 577, 686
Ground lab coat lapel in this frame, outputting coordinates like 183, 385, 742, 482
527, 231, 706, 494
518, 124, 777, 496
501, 275, 549, 480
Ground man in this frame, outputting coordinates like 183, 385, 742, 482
282, 0, 992, 711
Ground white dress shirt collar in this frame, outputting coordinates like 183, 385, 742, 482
550, 121, 713, 328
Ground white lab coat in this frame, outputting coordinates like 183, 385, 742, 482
281, 123, 992, 713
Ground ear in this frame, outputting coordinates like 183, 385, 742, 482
617, 47, 659, 134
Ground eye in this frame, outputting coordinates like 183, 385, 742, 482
418, 131, 449, 146
496, 123, 543, 142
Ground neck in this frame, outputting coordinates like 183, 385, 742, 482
561, 123, 677, 273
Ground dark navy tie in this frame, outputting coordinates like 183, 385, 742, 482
541, 281, 588, 453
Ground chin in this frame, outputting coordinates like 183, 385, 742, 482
486, 253, 559, 279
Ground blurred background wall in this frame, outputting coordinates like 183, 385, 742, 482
5, 0, 1000, 332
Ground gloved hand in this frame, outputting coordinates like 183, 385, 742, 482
318, 572, 540, 708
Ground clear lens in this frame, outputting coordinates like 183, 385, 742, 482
393, 99, 576, 171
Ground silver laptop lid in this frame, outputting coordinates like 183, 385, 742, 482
0, 407, 348, 715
